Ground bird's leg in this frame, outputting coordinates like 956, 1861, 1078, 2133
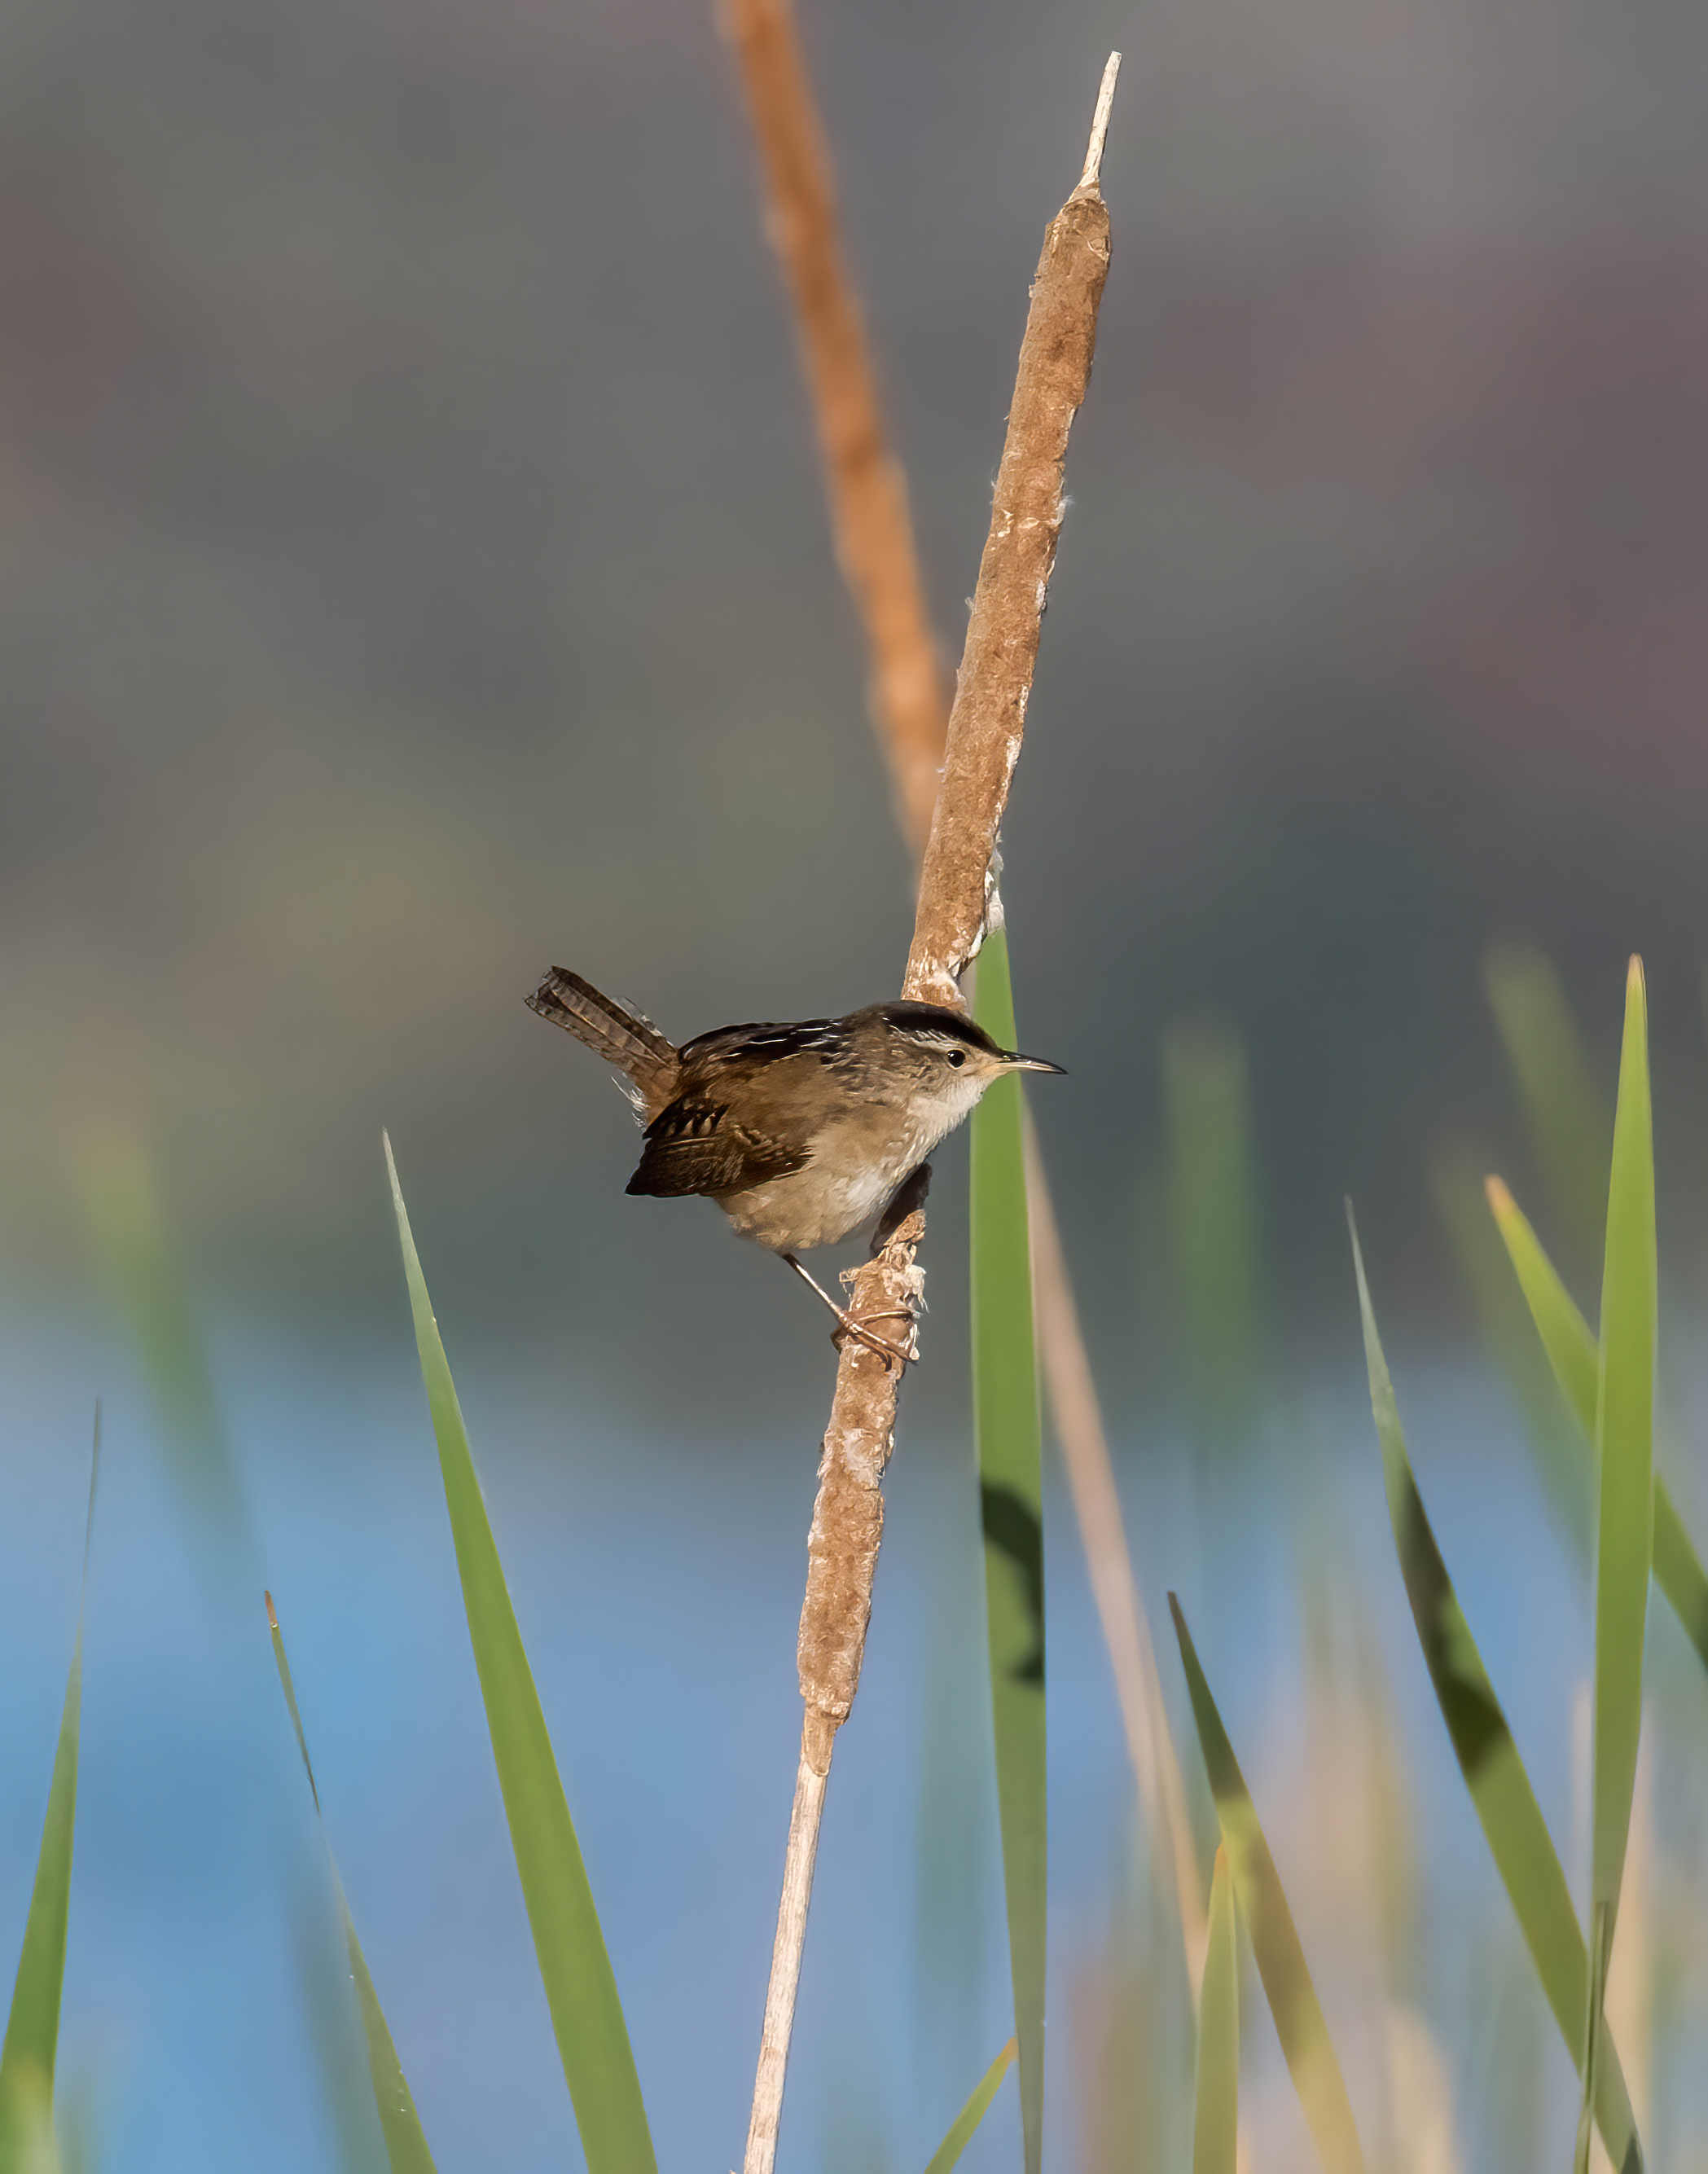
780, 1251, 915, 1369
870, 1161, 932, 1255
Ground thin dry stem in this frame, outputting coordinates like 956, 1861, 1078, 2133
745, 1750, 831, 2172
1025, 1120, 1208, 1990
738, 60, 1121, 2174
718, 0, 948, 854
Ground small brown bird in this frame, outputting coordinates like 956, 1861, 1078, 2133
526, 967, 1063, 1364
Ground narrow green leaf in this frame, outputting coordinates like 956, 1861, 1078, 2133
1167, 1595, 1366, 2174
970, 930, 1046, 2174
267, 1594, 436, 2174
1590, 957, 1655, 1943
384, 1137, 656, 2174
921, 2040, 1016, 2174
1649, 1489, 1708, 1676
1487, 1179, 1708, 1674
1348, 1215, 1643, 2173
0, 1412, 99, 2162
1433, 1144, 1592, 1558
1192, 1848, 1239, 2174
1484, 1179, 1600, 1434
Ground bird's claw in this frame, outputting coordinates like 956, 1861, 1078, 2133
831, 1305, 916, 1371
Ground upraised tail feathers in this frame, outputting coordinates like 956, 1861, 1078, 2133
525, 968, 678, 1111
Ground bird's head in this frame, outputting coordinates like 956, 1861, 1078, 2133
873, 1001, 1065, 1127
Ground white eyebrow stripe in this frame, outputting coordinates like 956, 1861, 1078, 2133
894, 1027, 975, 1048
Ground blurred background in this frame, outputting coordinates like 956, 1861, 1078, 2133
3, 0, 1708, 2165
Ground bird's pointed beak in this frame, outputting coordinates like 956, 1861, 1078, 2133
1006, 1052, 1065, 1074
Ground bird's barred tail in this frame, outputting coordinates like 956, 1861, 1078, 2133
525, 968, 678, 1101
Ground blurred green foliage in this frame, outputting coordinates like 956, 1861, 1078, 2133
1484, 940, 1613, 1285
72, 1122, 252, 1564
1352, 1214, 1644, 2169
1170, 1593, 1368, 2174
1159, 1017, 1269, 1460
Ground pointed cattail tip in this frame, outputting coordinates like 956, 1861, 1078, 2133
1484, 1174, 1513, 1215
264, 1589, 279, 1632
1076, 52, 1122, 193
1627, 953, 1645, 995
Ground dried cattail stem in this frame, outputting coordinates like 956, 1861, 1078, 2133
718, 0, 948, 854
903, 124, 1114, 1008
744, 1748, 829, 2172
720, 15, 1205, 2002
740, 61, 1122, 2174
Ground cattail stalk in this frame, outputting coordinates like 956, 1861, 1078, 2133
739, 59, 1121, 2173
719, 15, 1197, 1967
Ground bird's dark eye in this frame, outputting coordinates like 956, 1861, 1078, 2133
947, 1049, 966, 1069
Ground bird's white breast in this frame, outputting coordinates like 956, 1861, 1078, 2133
718, 1072, 988, 1253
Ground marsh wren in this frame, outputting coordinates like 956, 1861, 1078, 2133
526, 967, 1063, 1364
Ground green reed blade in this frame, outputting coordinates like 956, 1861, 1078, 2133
1433, 1143, 1592, 1559
1167, 1595, 1366, 2174
1347, 1214, 1643, 2173
1484, 1180, 1600, 1434
921, 2040, 1016, 2174
267, 1595, 436, 2174
384, 1137, 656, 2174
1648, 1489, 1708, 1674
1486, 1178, 1708, 1676
0, 1414, 99, 2167
970, 929, 1047, 2174
1192, 1847, 1239, 2174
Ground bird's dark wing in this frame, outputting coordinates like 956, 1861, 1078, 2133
674, 1018, 848, 1065
626, 1091, 810, 1198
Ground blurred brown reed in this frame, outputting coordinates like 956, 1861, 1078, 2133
718, 0, 948, 856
